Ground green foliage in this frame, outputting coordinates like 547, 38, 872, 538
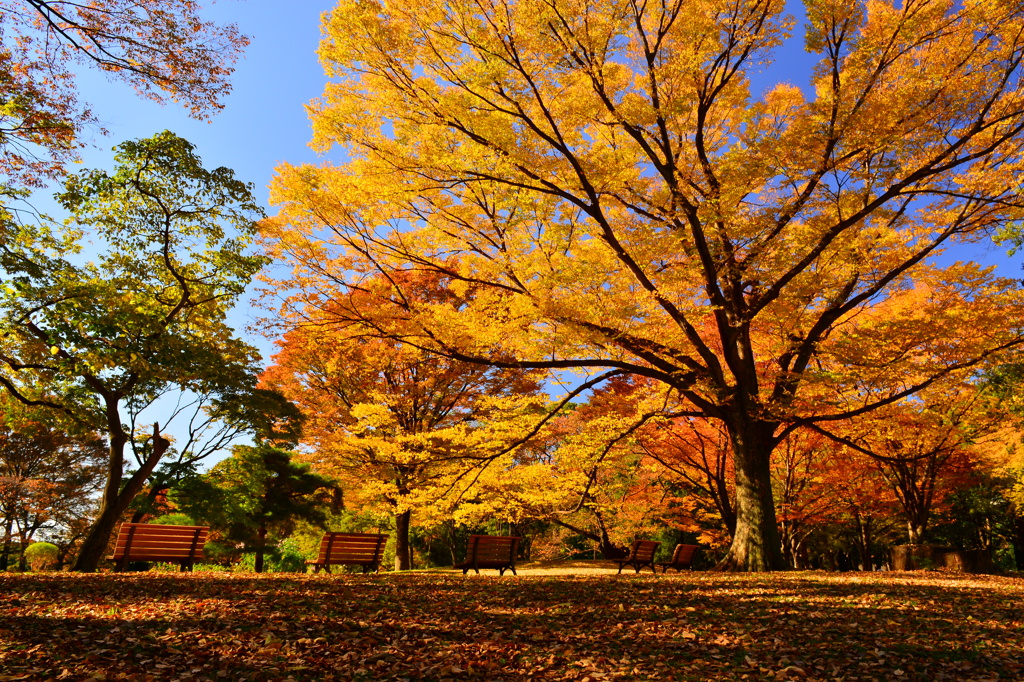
151, 513, 195, 526
0, 130, 267, 428
235, 539, 307, 573
23, 542, 58, 571
171, 444, 336, 570
0, 131, 268, 571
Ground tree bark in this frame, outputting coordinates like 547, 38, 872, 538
0, 517, 13, 571
852, 509, 874, 572
715, 417, 786, 571
254, 524, 267, 573
71, 423, 170, 572
394, 509, 412, 571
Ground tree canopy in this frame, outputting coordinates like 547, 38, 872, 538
0, 130, 267, 571
0, 0, 248, 187
264, 0, 1024, 570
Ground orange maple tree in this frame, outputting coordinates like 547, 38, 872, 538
261, 293, 542, 570
0, 0, 247, 186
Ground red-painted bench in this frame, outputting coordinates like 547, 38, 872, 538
615, 539, 660, 574
307, 532, 389, 573
109, 523, 208, 572
455, 535, 520, 575
658, 543, 700, 572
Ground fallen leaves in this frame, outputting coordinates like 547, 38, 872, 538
0, 571, 1022, 680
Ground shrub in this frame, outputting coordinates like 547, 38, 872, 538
234, 539, 309, 573
24, 542, 59, 571
151, 513, 196, 525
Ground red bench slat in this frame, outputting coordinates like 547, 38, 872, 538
615, 540, 660, 574
108, 523, 208, 572
308, 533, 389, 574
455, 535, 520, 575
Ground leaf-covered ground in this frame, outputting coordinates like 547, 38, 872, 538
1, 569, 1022, 681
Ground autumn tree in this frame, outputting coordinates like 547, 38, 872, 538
820, 382, 1000, 545
0, 131, 266, 571
264, 0, 1024, 570
0, 0, 247, 187
638, 413, 737, 544
261, 297, 542, 570
0, 402, 105, 570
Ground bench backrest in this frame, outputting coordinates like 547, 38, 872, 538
628, 540, 660, 562
671, 543, 700, 566
112, 523, 208, 561
466, 535, 519, 562
316, 532, 389, 564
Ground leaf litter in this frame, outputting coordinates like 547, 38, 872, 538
0, 571, 1021, 681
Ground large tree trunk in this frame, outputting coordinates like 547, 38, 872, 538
906, 519, 925, 545
394, 509, 412, 571
0, 517, 13, 571
715, 417, 786, 571
72, 424, 170, 572
852, 509, 874, 572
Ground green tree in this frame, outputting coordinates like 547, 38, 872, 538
173, 445, 337, 573
127, 381, 304, 524
0, 131, 266, 571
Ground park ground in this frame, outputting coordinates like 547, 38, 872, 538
1, 563, 1022, 681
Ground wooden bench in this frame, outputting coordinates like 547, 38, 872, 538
307, 532, 389, 573
109, 523, 208, 572
455, 535, 520, 575
658, 543, 700, 572
615, 539, 660, 574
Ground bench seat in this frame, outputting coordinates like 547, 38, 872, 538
109, 523, 208, 572
455, 535, 520, 575
307, 532, 389, 573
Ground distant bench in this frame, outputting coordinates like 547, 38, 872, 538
308, 532, 389, 574
658, 543, 700, 573
109, 523, 208, 572
615, 539, 660, 574
455, 535, 520, 575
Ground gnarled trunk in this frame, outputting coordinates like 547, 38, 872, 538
72, 424, 170, 572
715, 417, 786, 571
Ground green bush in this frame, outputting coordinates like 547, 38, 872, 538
24, 542, 59, 571
234, 539, 310, 573
151, 513, 196, 526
